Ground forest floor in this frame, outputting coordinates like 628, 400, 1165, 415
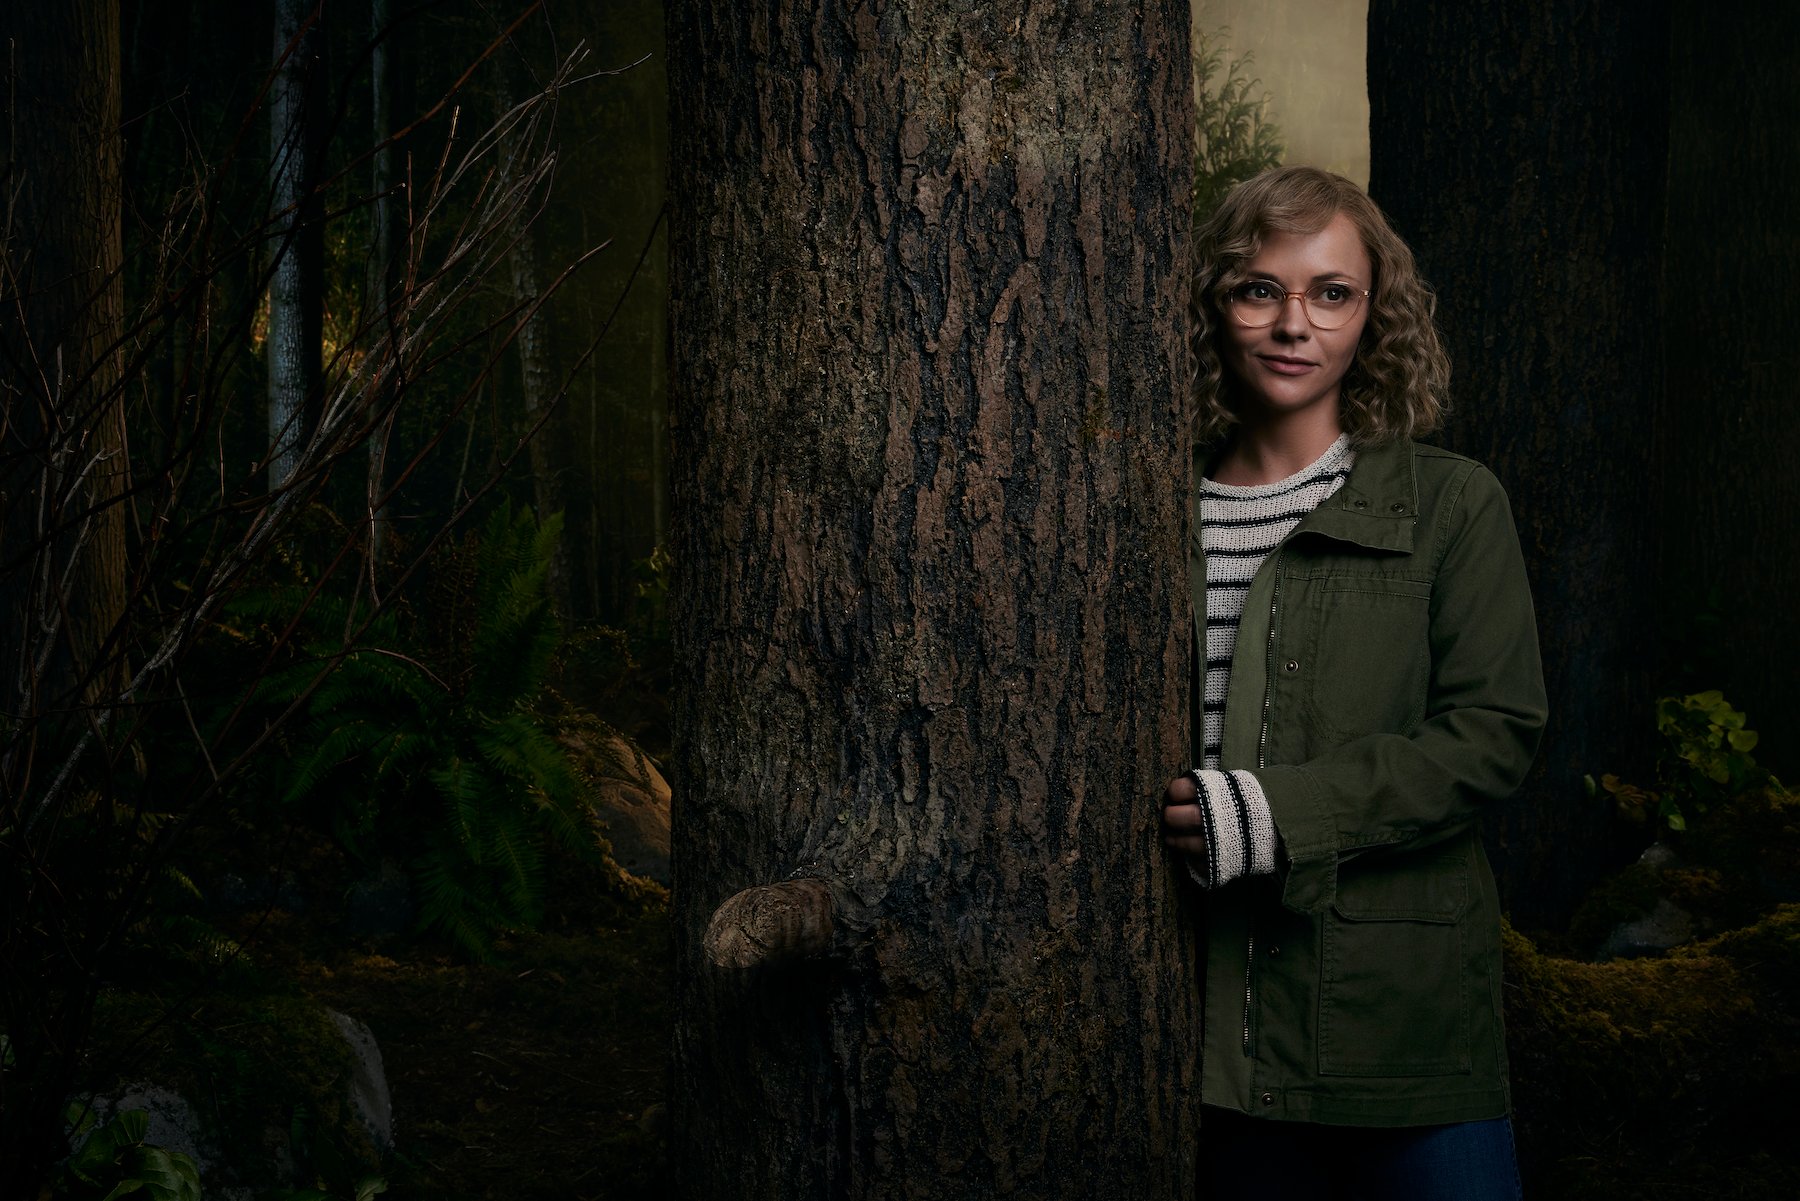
284, 902, 673, 1201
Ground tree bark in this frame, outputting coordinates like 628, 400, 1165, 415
1658, 0, 1800, 776
0, 3, 129, 720
1367, 0, 1670, 929
267, 0, 326, 489
0, 0, 127, 1185
668, 3, 1198, 1197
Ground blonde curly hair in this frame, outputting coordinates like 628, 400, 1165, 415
1192, 166, 1449, 447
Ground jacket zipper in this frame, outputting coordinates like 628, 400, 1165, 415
1245, 551, 1284, 1057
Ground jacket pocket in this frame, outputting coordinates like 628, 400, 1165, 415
1317, 840, 1472, 1077
1304, 579, 1430, 744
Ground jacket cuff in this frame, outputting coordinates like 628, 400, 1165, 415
1254, 764, 1338, 914
1182, 768, 1278, 888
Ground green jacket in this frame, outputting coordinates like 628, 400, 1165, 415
1188, 436, 1547, 1127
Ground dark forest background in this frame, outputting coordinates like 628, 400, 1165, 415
2, 0, 1797, 1198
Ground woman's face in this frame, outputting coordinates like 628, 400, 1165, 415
1219, 211, 1373, 429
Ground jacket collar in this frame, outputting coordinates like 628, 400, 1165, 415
1296, 435, 1418, 553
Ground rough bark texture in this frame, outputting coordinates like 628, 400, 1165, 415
1658, 0, 1800, 776
1368, 0, 1669, 929
0, 0, 129, 719
267, 0, 325, 488
0, 0, 126, 1184
668, 2, 1198, 1197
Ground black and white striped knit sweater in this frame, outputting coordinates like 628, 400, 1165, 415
1188, 433, 1355, 888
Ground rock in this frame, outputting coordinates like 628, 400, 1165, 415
328, 1009, 393, 1154
78, 1083, 216, 1171
1597, 897, 1697, 962
214, 872, 305, 913
345, 859, 415, 940
562, 730, 671, 884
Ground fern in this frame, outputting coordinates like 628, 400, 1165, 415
264, 503, 604, 958
1193, 27, 1285, 224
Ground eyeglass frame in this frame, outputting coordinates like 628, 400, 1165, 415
1220, 279, 1373, 331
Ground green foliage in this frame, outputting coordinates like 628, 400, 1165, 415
56, 1107, 201, 1201
1598, 690, 1775, 835
1193, 27, 1284, 225
260, 504, 601, 958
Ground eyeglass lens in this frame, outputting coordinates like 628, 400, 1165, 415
1226, 281, 1366, 330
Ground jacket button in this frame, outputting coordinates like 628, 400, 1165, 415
1260, 1092, 1275, 1107
1353, 498, 1367, 509
1390, 502, 1406, 513
1284, 659, 1299, 673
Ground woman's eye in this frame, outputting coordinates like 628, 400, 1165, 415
1241, 281, 1279, 302
1314, 284, 1352, 305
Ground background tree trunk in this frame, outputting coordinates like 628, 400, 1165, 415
366, 0, 396, 588
267, 0, 325, 489
1367, 0, 1671, 929
498, 52, 579, 618
0, 0, 127, 1184
1657, 0, 1800, 777
668, 2, 1199, 1197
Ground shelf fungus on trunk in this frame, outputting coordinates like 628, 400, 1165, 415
701, 877, 836, 971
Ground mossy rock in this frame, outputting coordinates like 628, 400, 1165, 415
87, 985, 383, 1194
1506, 907, 1800, 1199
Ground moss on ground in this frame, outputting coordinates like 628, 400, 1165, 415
1507, 907, 1800, 1199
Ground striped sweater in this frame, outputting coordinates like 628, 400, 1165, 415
1187, 433, 1355, 887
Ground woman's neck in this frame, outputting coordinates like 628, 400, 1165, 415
1209, 408, 1346, 487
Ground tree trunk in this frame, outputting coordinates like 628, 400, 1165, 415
0, 0, 127, 1185
1658, 0, 1800, 776
366, 0, 396, 588
267, 0, 325, 489
1367, 0, 1670, 929
497, 57, 578, 618
668, 3, 1198, 1197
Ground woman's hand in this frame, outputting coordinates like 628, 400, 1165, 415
1161, 774, 1209, 857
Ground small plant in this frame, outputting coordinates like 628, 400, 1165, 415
56, 1107, 201, 1201
1597, 690, 1774, 834
1193, 27, 1284, 224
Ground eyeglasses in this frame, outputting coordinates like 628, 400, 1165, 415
1223, 279, 1371, 330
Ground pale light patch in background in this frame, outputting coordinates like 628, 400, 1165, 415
1193, 0, 1371, 187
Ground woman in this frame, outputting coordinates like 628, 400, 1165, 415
1162, 166, 1547, 1200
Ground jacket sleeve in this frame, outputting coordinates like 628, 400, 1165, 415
1250, 465, 1548, 916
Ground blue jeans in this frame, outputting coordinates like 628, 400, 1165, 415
1198, 1105, 1523, 1201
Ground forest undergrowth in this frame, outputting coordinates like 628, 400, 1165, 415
274, 850, 673, 1201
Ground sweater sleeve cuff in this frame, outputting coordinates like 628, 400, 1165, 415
1181, 768, 1278, 888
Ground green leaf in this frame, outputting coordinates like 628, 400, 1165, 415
1729, 728, 1759, 752
1666, 811, 1688, 832
129, 1146, 202, 1201
357, 1174, 391, 1200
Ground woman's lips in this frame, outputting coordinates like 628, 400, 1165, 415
1257, 354, 1316, 376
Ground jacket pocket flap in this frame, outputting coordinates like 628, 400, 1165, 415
1331, 840, 1470, 923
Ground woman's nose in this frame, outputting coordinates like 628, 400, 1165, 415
1272, 293, 1311, 338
